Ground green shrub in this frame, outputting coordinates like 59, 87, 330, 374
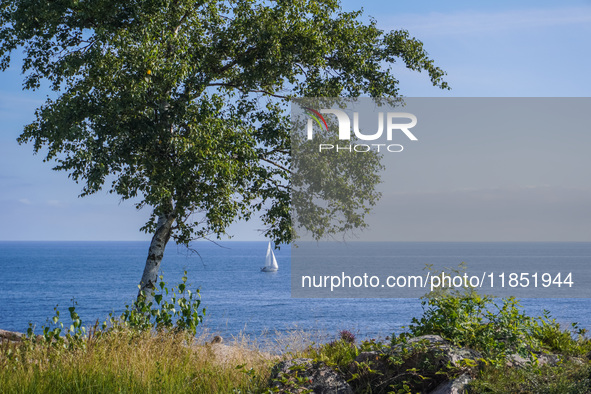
531, 310, 591, 357
396, 294, 535, 363
25, 271, 205, 349
388, 287, 591, 393
395, 291, 591, 366
26, 300, 87, 350
306, 334, 360, 373
120, 270, 206, 335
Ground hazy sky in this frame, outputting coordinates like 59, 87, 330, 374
363, 98, 591, 241
1, 1, 590, 241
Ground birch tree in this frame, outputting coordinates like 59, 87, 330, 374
0, 0, 448, 297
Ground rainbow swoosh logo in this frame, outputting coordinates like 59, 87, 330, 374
304, 107, 328, 131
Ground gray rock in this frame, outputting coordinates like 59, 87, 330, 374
350, 336, 480, 393
350, 350, 390, 383
0, 329, 25, 342
391, 335, 482, 370
0, 329, 42, 343
507, 352, 563, 368
354, 350, 383, 364
400, 335, 449, 347
536, 352, 562, 366
429, 373, 472, 394
506, 353, 529, 368
269, 358, 353, 394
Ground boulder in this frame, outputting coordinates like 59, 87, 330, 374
506, 352, 564, 368
0, 329, 26, 342
0, 329, 45, 343
389, 336, 479, 394
391, 335, 482, 372
350, 336, 480, 394
351, 350, 388, 372
354, 350, 383, 364
429, 373, 472, 394
269, 358, 353, 394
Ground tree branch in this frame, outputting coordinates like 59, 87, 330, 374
260, 157, 290, 173
208, 82, 288, 99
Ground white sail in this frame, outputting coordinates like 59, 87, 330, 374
262, 242, 279, 272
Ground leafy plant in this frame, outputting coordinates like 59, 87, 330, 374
27, 299, 87, 350
120, 271, 205, 336
530, 310, 591, 357
397, 293, 537, 363
305, 332, 360, 373
26, 271, 205, 347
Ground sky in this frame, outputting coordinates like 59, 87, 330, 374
363, 98, 591, 242
1, 1, 590, 241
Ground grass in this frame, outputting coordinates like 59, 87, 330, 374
2, 290, 591, 393
0, 273, 339, 394
0, 329, 273, 393
2, 319, 591, 393
468, 359, 591, 393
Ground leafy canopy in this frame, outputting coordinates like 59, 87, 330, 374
0, 0, 447, 245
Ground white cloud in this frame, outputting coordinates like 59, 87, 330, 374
390, 7, 591, 36
18, 198, 31, 205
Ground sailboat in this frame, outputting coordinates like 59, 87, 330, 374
261, 242, 279, 272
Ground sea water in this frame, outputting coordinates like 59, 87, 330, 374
1, 241, 590, 342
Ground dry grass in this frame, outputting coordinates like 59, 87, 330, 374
0, 325, 356, 393
0, 329, 277, 393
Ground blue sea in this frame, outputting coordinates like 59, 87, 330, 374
1, 242, 590, 342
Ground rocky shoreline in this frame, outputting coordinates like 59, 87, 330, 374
268, 334, 585, 394
2, 328, 588, 393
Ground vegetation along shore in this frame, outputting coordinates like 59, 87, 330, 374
2, 275, 591, 394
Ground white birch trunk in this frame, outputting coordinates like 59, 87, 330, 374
138, 212, 175, 301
